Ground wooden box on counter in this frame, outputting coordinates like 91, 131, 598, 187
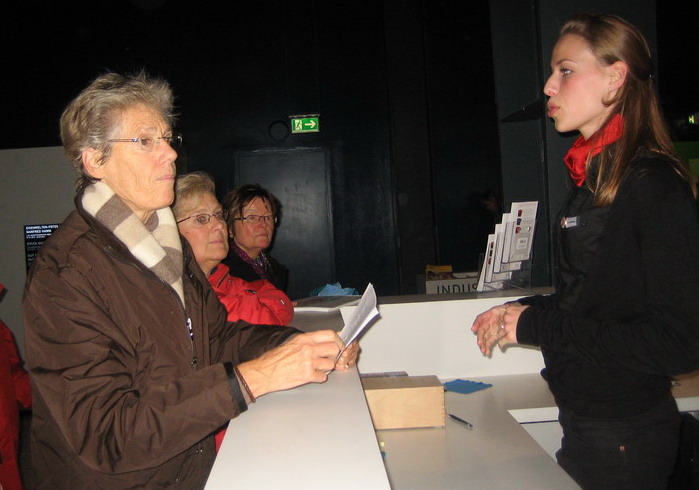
361, 375, 445, 430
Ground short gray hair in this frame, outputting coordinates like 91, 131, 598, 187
60, 71, 175, 189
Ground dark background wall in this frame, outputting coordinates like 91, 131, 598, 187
181, 0, 501, 298
1, 0, 696, 298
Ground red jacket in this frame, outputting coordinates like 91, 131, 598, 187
0, 312, 32, 490
208, 263, 294, 326
208, 264, 294, 451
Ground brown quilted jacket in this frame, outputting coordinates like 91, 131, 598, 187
24, 202, 296, 489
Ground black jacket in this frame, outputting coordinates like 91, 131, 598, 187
517, 155, 699, 418
223, 246, 289, 292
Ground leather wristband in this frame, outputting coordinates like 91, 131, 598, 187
234, 365, 256, 403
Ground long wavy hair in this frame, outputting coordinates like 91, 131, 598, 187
562, 13, 694, 204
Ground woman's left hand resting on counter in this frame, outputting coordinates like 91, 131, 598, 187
471, 303, 528, 357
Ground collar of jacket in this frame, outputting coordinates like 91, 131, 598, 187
73, 187, 198, 288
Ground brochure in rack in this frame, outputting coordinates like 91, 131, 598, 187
476, 201, 538, 292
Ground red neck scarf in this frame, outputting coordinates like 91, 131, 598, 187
563, 113, 624, 187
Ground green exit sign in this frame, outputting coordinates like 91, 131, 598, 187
290, 115, 320, 133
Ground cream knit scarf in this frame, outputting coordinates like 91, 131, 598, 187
81, 181, 185, 306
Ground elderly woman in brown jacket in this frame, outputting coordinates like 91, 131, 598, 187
23, 72, 357, 489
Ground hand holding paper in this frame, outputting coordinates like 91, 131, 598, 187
313, 283, 379, 373
338, 283, 380, 345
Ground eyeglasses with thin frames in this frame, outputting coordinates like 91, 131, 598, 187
108, 132, 183, 152
233, 214, 278, 225
177, 210, 228, 226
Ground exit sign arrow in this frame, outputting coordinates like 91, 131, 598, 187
290, 115, 320, 133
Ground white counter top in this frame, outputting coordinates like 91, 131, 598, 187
206, 291, 699, 489
205, 366, 391, 489
377, 373, 578, 489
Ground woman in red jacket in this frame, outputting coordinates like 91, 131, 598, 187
0, 283, 31, 490
174, 172, 294, 326
174, 172, 298, 451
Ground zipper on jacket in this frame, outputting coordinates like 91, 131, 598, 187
103, 244, 199, 369
149, 272, 197, 369
185, 316, 198, 367
152, 277, 198, 370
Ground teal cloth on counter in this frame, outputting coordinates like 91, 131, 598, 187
443, 379, 493, 394
310, 282, 359, 296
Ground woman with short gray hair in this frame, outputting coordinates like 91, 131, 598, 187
24, 72, 357, 489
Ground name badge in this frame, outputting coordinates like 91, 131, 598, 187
560, 216, 579, 228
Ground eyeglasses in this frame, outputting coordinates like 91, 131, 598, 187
177, 210, 228, 225
233, 214, 278, 225
108, 132, 183, 152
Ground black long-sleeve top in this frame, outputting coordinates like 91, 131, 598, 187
517, 155, 699, 418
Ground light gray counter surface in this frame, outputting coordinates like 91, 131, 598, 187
376, 373, 579, 489
206, 294, 699, 489
205, 368, 579, 489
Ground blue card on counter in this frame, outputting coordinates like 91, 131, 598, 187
443, 379, 493, 394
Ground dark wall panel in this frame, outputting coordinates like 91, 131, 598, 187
489, 0, 550, 285
422, 1, 501, 273
383, 0, 436, 293
233, 149, 334, 300
185, 1, 400, 296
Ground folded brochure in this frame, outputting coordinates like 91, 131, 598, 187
338, 283, 379, 349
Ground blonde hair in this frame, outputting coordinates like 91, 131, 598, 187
561, 13, 693, 204
60, 71, 175, 189
173, 171, 217, 220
